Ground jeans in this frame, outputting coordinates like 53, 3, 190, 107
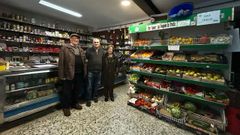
61, 73, 84, 109
86, 71, 101, 100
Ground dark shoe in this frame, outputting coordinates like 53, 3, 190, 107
105, 98, 108, 102
86, 101, 91, 107
94, 98, 98, 103
63, 109, 71, 116
72, 103, 83, 110
110, 97, 114, 102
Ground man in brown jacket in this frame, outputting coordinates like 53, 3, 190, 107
58, 33, 87, 116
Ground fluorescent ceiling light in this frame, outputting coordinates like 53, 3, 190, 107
39, 0, 82, 17
121, 0, 131, 6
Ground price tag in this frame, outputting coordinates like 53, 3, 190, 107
128, 98, 138, 104
168, 45, 180, 51
177, 20, 191, 27
197, 10, 220, 26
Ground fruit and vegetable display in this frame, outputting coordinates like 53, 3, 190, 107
154, 66, 168, 74
184, 102, 197, 112
140, 64, 156, 73
210, 34, 232, 44
144, 78, 161, 89
132, 64, 226, 84
167, 34, 231, 45
133, 39, 151, 46
168, 36, 193, 45
128, 74, 140, 83
172, 54, 187, 61
136, 51, 226, 64
205, 91, 229, 105
130, 63, 143, 71
143, 78, 170, 91
130, 51, 154, 59
161, 52, 174, 61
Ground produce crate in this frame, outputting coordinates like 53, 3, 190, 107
156, 108, 186, 125
187, 111, 226, 131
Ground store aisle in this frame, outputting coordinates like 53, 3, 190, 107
1, 84, 193, 135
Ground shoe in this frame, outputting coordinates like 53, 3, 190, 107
72, 103, 83, 110
105, 98, 108, 102
63, 109, 71, 116
86, 101, 91, 107
110, 97, 114, 102
94, 98, 98, 103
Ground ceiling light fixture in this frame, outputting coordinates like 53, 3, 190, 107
121, 0, 131, 6
39, 0, 82, 18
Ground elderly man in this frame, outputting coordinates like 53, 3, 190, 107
58, 33, 87, 116
85, 38, 104, 107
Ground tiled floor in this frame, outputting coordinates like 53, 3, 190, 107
1, 84, 193, 135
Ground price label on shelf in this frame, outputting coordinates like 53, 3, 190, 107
168, 45, 180, 51
197, 10, 220, 26
128, 98, 138, 104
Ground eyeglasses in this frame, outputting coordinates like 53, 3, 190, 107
94, 42, 99, 43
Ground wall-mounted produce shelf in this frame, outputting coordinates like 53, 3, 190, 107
131, 59, 229, 70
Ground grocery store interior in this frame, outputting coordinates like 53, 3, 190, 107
0, 0, 240, 135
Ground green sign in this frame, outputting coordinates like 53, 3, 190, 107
129, 7, 233, 34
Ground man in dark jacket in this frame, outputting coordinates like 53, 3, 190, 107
58, 33, 87, 116
85, 38, 104, 107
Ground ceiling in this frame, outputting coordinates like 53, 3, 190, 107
0, 0, 233, 30
0, 0, 148, 29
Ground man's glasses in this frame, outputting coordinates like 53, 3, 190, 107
94, 42, 99, 43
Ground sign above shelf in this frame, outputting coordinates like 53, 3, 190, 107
129, 8, 233, 34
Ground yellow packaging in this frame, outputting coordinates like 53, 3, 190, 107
0, 65, 6, 71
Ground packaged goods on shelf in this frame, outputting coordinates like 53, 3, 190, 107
0, 58, 7, 71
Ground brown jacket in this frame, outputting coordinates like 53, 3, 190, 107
58, 44, 87, 80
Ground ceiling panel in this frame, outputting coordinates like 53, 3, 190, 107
0, 0, 148, 29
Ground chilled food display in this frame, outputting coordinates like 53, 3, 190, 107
6, 88, 56, 106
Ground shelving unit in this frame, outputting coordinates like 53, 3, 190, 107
130, 70, 229, 90
127, 7, 234, 134
0, 16, 91, 36
131, 59, 229, 70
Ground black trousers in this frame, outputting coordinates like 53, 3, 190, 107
104, 82, 114, 99
61, 73, 84, 109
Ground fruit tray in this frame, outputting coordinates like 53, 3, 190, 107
156, 108, 186, 125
